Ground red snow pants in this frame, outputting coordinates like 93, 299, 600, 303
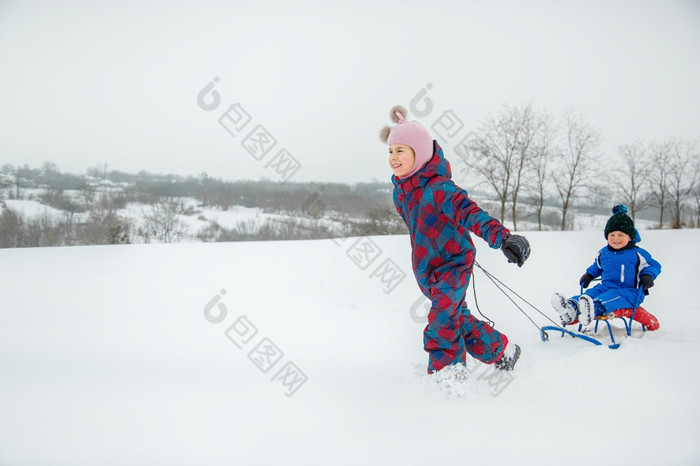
609, 306, 660, 330
423, 265, 508, 373
567, 306, 660, 330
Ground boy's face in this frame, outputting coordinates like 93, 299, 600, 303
607, 231, 631, 250
388, 144, 415, 178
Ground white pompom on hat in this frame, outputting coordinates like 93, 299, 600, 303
380, 105, 434, 178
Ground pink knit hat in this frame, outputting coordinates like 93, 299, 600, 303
380, 105, 434, 178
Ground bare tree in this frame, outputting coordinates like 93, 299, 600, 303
141, 197, 190, 243
39, 161, 60, 187
458, 108, 514, 224
617, 142, 651, 221
458, 103, 541, 229
553, 111, 601, 230
87, 163, 110, 181
667, 139, 698, 228
691, 151, 700, 228
351, 207, 406, 236
526, 114, 555, 231
648, 141, 672, 228
78, 207, 132, 245
509, 104, 546, 230
0, 208, 24, 247
79, 181, 97, 208
8, 172, 23, 200
692, 184, 700, 228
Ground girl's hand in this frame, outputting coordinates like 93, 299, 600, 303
501, 234, 530, 267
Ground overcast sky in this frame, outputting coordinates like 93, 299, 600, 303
1, 0, 698, 184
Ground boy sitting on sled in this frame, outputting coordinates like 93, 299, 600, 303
551, 205, 661, 330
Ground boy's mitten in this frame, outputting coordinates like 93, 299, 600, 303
580, 273, 594, 288
501, 234, 530, 267
640, 274, 654, 294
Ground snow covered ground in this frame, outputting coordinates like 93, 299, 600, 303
0, 229, 698, 465
2, 199, 73, 221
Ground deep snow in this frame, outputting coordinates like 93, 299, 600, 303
1, 229, 698, 465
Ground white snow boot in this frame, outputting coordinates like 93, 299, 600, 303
578, 294, 596, 326
551, 292, 577, 325
494, 342, 521, 371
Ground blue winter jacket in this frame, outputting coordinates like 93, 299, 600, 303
583, 241, 661, 311
586, 242, 661, 289
392, 141, 510, 292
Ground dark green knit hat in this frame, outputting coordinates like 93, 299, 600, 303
604, 205, 636, 239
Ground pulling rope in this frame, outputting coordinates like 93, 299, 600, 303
472, 260, 560, 332
470, 270, 495, 328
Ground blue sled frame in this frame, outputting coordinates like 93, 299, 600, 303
541, 312, 647, 350
542, 286, 647, 349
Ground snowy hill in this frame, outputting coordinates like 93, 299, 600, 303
1, 230, 698, 465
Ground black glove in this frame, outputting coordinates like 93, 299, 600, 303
640, 274, 654, 292
579, 273, 594, 289
501, 234, 530, 267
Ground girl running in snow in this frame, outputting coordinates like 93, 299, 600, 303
551, 205, 661, 330
380, 105, 530, 374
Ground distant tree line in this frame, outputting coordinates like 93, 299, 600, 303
0, 162, 396, 215
0, 163, 404, 248
2, 119, 698, 249
458, 104, 700, 230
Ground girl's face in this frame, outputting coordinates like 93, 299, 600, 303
607, 231, 631, 250
388, 144, 415, 178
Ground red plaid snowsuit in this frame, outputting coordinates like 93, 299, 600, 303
393, 141, 511, 373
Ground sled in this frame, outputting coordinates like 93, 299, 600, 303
541, 287, 648, 349
540, 306, 649, 349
